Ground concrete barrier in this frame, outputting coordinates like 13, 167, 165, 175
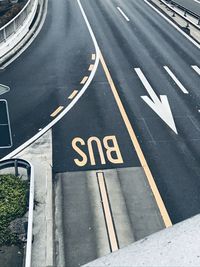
0, 0, 38, 59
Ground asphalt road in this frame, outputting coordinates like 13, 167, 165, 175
0, 0, 93, 159
77, 0, 200, 223
0, 0, 200, 266
53, 0, 200, 265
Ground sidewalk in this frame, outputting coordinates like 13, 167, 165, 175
17, 130, 53, 267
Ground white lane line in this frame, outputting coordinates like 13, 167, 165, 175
144, 0, 200, 50
194, 0, 200, 4
1, 0, 100, 160
191, 65, 200, 75
164, 66, 189, 94
117, 7, 130, 22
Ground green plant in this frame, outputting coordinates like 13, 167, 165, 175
0, 174, 29, 246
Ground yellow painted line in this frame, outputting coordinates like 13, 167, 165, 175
92, 53, 96, 60
88, 64, 94, 71
50, 106, 64, 117
99, 51, 172, 228
97, 172, 119, 252
80, 76, 89, 84
68, 90, 79, 100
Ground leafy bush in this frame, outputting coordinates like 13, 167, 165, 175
0, 174, 29, 246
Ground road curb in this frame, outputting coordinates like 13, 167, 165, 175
45, 165, 54, 267
16, 130, 54, 267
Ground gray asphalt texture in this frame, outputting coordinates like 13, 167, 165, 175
1, 0, 200, 266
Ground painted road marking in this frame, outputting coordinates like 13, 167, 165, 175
2, 0, 100, 160
135, 68, 177, 134
50, 106, 64, 117
72, 136, 124, 167
117, 7, 130, 22
0, 84, 10, 96
68, 90, 79, 100
80, 76, 89, 84
0, 100, 12, 148
89, 64, 94, 71
164, 66, 189, 94
100, 52, 172, 228
92, 54, 96, 60
97, 172, 119, 252
191, 65, 200, 75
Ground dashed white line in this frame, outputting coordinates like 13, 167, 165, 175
164, 66, 189, 94
191, 65, 200, 75
117, 7, 130, 22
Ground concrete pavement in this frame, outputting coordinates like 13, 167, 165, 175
83, 214, 200, 267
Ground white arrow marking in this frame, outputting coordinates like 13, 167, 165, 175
135, 68, 178, 134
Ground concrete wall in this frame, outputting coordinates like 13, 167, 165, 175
0, 0, 38, 58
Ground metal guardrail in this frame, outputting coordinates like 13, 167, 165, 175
161, 0, 200, 27
0, 0, 36, 44
0, 158, 34, 267
165, 0, 200, 20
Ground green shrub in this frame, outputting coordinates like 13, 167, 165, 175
0, 174, 29, 246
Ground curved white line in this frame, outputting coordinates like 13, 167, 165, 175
2, 0, 100, 160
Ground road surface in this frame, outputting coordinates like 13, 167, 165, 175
0, 0, 200, 266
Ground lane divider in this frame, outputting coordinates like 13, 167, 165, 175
191, 65, 200, 75
97, 172, 119, 252
164, 66, 189, 94
50, 106, 64, 117
99, 51, 172, 228
80, 76, 89, 84
92, 53, 96, 60
117, 7, 130, 22
68, 90, 79, 100
88, 64, 94, 71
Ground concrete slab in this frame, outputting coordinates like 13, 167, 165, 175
83, 214, 200, 267
55, 167, 165, 266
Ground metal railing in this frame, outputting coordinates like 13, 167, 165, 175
163, 0, 200, 26
165, 0, 200, 25
0, 158, 34, 267
0, 0, 36, 44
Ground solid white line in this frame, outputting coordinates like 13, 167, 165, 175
144, 0, 200, 50
194, 0, 200, 4
134, 68, 158, 101
1, 0, 100, 160
117, 7, 130, 22
191, 65, 200, 75
164, 66, 189, 94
